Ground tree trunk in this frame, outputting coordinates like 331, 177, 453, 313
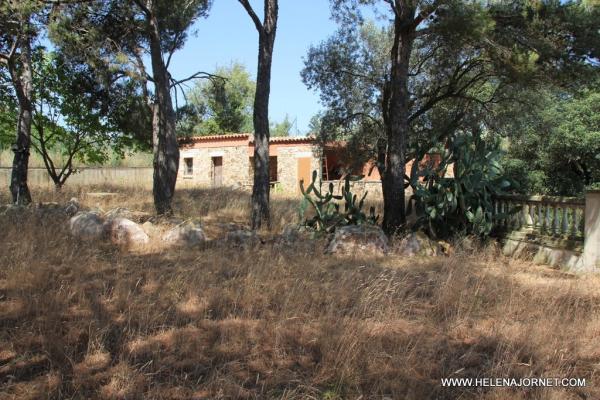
381, 18, 415, 235
148, 16, 178, 216
251, 30, 276, 229
240, 0, 278, 230
9, 36, 33, 205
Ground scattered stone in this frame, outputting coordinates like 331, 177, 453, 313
65, 198, 80, 216
454, 235, 479, 253
148, 216, 185, 226
226, 229, 261, 248
326, 224, 389, 256
280, 224, 301, 242
131, 211, 153, 223
437, 240, 454, 256
394, 231, 441, 257
141, 221, 160, 237
105, 207, 133, 221
70, 212, 105, 240
105, 207, 153, 224
162, 221, 206, 247
276, 224, 316, 244
85, 192, 120, 199
2, 204, 30, 217
35, 202, 65, 217
104, 217, 149, 247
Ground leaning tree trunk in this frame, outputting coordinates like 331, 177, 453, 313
9, 37, 33, 205
381, 22, 415, 235
251, 30, 276, 230
148, 19, 179, 216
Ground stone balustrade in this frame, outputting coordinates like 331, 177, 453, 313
494, 191, 600, 272
493, 194, 585, 240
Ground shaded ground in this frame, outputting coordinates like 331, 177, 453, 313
1, 187, 599, 399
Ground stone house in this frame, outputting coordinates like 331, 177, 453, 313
178, 134, 322, 192
177, 133, 442, 195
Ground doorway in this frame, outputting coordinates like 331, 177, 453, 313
212, 156, 223, 187
297, 157, 312, 193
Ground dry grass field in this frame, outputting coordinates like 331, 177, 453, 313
1, 187, 599, 399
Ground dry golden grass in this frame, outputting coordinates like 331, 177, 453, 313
1, 186, 599, 399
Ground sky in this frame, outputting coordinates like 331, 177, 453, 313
167, 0, 340, 135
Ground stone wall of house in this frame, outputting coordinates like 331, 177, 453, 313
179, 143, 322, 192
178, 145, 250, 187
276, 145, 321, 193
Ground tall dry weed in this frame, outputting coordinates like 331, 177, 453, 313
0, 186, 598, 399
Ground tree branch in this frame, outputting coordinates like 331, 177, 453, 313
238, 0, 264, 34
0, 39, 18, 65
384, 0, 398, 17
165, 30, 185, 69
169, 71, 224, 89
132, 0, 152, 17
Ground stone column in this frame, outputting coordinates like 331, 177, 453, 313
583, 190, 600, 271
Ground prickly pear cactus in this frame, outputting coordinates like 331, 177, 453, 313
299, 171, 379, 232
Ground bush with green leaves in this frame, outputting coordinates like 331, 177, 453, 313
408, 133, 515, 238
299, 171, 379, 233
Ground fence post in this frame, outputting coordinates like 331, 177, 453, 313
583, 190, 600, 271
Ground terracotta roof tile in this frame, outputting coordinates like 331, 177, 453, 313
180, 133, 317, 144
260, 136, 316, 144
182, 133, 250, 142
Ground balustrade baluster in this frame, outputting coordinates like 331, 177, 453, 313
570, 207, 577, 237
561, 206, 568, 236
493, 200, 498, 223
524, 202, 532, 229
551, 205, 558, 235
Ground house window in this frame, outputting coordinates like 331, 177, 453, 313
183, 157, 193, 176
249, 156, 278, 182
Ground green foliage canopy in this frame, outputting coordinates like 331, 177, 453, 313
29, 49, 151, 186
177, 62, 255, 136
303, 0, 600, 173
503, 86, 600, 196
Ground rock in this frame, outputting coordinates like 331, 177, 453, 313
226, 229, 261, 248
276, 224, 316, 244
2, 204, 30, 217
36, 202, 65, 217
326, 224, 389, 256
162, 221, 206, 247
104, 217, 149, 247
395, 231, 441, 257
70, 212, 105, 240
65, 198, 80, 216
104, 207, 133, 221
148, 216, 185, 226
437, 240, 454, 256
141, 221, 160, 237
85, 192, 120, 199
280, 224, 301, 242
33, 199, 78, 218
455, 235, 479, 253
